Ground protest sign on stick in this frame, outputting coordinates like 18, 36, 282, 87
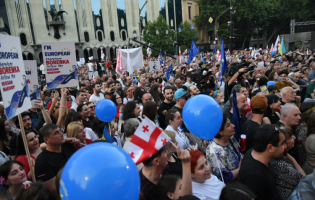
0, 35, 32, 120
24, 61, 39, 108
42, 42, 78, 89
149, 61, 160, 71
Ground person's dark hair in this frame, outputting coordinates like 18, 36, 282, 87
0, 160, 23, 180
0, 118, 14, 144
264, 95, 279, 119
114, 81, 121, 86
300, 101, 315, 125
111, 93, 121, 106
76, 90, 85, 97
39, 124, 58, 139
79, 84, 86, 89
281, 126, 293, 156
43, 91, 52, 97
268, 71, 277, 81
258, 76, 268, 87
165, 109, 179, 126
149, 77, 155, 84
253, 124, 282, 152
157, 175, 181, 200
142, 101, 157, 121
307, 112, 315, 137
92, 117, 107, 138
65, 111, 82, 133
15, 130, 36, 158
122, 101, 138, 121
77, 104, 87, 113
15, 182, 55, 200
150, 84, 164, 106
219, 182, 256, 200
143, 146, 166, 167
278, 70, 289, 76
214, 113, 229, 139
163, 85, 173, 94
134, 87, 145, 103
92, 83, 100, 89
156, 77, 162, 84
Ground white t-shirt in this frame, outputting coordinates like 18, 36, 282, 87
70, 104, 78, 112
85, 127, 98, 141
87, 63, 94, 72
192, 175, 225, 200
123, 96, 134, 105
165, 125, 191, 150
89, 93, 104, 105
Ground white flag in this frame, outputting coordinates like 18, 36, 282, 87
101, 50, 105, 59
274, 35, 280, 52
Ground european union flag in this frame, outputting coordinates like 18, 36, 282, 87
164, 52, 167, 66
212, 46, 216, 54
188, 39, 198, 64
159, 50, 164, 65
232, 89, 242, 144
166, 64, 173, 81
220, 38, 228, 82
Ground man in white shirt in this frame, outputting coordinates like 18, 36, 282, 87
87, 62, 94, 72
71, 90, 88, 111
89, 83, 104, 105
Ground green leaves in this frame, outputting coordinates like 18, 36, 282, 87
177, 21, 199, 47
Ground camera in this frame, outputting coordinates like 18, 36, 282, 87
225, 61, 251, 77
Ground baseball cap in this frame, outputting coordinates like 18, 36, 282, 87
250, 95, 268, 111
175, 88, 188, 100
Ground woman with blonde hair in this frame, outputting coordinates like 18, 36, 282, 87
67, 121, 92, 150
164, 130, 182, 176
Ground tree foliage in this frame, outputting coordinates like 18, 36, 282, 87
194, 0, 315, 48
177, 21, 199, 47
142, 15, 176, 57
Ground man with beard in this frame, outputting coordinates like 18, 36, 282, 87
188, 85, 200, 97
89, 83, 104, 105
71, 90, 88, 111
158, 86, 176, 129
115, 81, 124, 99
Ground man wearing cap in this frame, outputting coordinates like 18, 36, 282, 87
104, 89, 114, 100
172, 88, 190, 134
243, 95, 268, 153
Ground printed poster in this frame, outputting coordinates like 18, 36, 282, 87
42, 42, 78, 89
24, 60, 39, 108
149, 61, 161, 71
0, 35, 32, 119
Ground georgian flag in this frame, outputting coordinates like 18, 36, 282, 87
270, 43, 274, 53
116, 47, 124, 76
274, 35, 280, 52
179, 48, 183, 66
162, 80, 166, 94
266, 45, 269, 54
217, 50, 221, 62
183, 49, 188, 54
125, 117, 171, 165
101, 50, 105, 59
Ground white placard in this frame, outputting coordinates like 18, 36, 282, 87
80, 58, 85, 65
183, 56, 188, 63
0, 35, 32, 119
149, 61, 161, 71
258, 61, 264, 69
116, 47, 144, 74
249, 47, 252, 50
24, 60, 39, 108
89, 71, 99, 80
42, 42, 78, 89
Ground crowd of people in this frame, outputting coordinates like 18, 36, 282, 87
0, 47, 315, 200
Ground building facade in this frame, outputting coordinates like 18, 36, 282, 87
0, 0, 207, 65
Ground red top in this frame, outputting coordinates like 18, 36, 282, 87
76, 139, 93, 150
115, 107, 120, 119
16, 155, 36, 180
47, 100, 71, 110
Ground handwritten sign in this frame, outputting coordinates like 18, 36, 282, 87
0, 35, 32, 119
42, 42, 78, 89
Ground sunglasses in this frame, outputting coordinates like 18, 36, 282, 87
89, 106, 96, 109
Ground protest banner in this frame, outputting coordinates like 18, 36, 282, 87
0, 35, 35, 182
24, 60, 39, 108
149, 61, 161, 71
42, 42, 78, 89
0, 34, 32, 119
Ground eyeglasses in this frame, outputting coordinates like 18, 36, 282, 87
88, 106, 95, 109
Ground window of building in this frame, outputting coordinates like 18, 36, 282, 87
84, 32, 89, 42
188, 6, 191, 19
20, 33, 27, 46
98, 31, 102, 42
122, 31, 126, 41
110, 31, 115, 41
27, 53, 34, 60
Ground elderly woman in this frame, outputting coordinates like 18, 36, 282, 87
190, 150, 225, 200
206, 114, 241, 183
269, 126, 305, 200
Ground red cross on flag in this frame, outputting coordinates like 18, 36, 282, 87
125, 117, 171, 165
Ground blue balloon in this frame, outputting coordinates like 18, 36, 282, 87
182, 94, 223, 140
60, 143, 140, 200
271, 51, 276, 55
267, 81, 276, 87
95, 99, 117, 122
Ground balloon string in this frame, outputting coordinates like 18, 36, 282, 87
170, 141, 177, 148
210, 141, 224, 183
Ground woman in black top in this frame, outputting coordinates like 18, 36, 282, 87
263, 95, 281, 124
0, 119, 15, 156
77, 104, 92, 129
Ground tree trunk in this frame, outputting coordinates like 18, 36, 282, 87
265, 19, 286, 46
